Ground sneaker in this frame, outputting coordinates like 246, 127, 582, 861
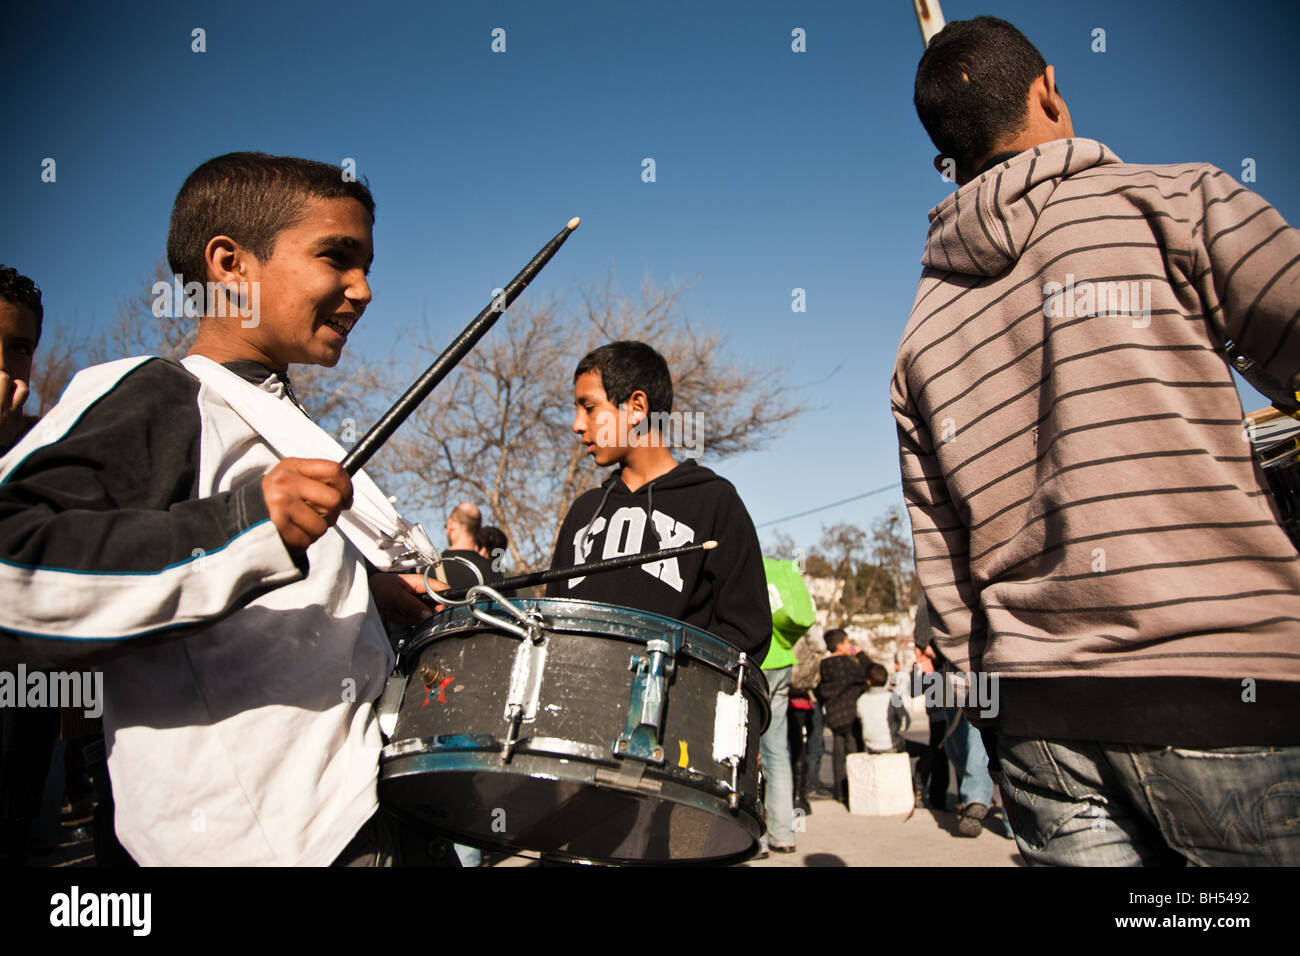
770, 842, 797, 854
957, 802, 987, 837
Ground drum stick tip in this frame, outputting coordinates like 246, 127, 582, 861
703, 540, 718, 550
567, 216, 581, 230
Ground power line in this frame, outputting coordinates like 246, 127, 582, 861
756, 481, 901, 528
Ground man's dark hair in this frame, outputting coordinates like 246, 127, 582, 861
0, 265, 43, 343
824, 628, 848, 653
167, 152, 376, 285
914, 16, 1048, 178
867, 663, 890, 687
476, 525, 508, 555
574, 340, 673, 415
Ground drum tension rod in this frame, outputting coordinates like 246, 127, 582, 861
464, 585, 550, 764
714, 652, 750, 811
615, 631, 684, 765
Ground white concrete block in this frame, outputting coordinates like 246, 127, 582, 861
846, 752, 913, 816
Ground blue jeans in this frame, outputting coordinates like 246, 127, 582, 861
943, 710, 993, 807
760, 666, 795, 847
998, 736, 1300, 866
806, 700, 826, 790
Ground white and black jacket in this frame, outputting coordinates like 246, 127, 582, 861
0, 355, 409, 865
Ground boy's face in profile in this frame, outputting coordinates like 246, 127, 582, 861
572, 370, 642, 467
243, 195, 373, 369
0, 300, 38, 387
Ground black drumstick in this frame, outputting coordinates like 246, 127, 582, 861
341, 217, 582, 475
438, 540, 718, 602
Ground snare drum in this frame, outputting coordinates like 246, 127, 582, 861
376, 596, 770, 865
1247, 404, 1300, 549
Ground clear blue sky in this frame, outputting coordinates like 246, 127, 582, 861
3, 0, 1298, 556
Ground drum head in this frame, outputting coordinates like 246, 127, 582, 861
379, 598, 769, 865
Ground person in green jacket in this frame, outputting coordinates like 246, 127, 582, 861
758, 557, 816, 855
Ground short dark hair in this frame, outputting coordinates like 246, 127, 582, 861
574, 341, 673, 415
867, 663, 889, 687
914, 16, 1048, 179
0, 265, 43, 343
824, 628, 848, 653
476, 525, 508, 554
167, 152, 376, 286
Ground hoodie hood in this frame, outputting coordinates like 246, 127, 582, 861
598, 458, 718, 494
921, 138, 1122, 277
578, 459, 718, 551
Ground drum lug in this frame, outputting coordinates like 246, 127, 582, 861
375, 669, 409, 742
714, 652, 751, 811
500, 629, 548, 763
614, 635, 681, 764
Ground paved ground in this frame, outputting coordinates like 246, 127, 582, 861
741, 712, 1024, 868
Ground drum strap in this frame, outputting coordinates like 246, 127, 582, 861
1215, 337, 1300, 415
180, 355, 438, 569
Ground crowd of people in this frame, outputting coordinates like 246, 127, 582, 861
754, 605, 1014, 858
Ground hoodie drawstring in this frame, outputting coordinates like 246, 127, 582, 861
646, 481, 661, 547
579, 473, 667, 559
579, 481, 617, 558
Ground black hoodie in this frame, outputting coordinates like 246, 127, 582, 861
546, 460, 770, 658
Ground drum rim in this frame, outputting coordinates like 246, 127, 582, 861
379, 747, 764, 866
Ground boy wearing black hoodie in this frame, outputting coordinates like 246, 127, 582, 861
546, 341, 770, 660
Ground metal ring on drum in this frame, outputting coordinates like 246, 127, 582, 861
377, 597, 771, 866
421, 553, 485, 607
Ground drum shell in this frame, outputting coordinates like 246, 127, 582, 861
379, 598, 769, 865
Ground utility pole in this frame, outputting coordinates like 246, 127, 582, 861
911, 0, 946, 47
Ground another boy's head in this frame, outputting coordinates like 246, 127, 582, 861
866, 663, 889, 688
824, 628, 849, 654
0, 265, 42, 387
914, 16, 1071, 184
571, 340, 673, 466
168, 152, 376, 370
476, 525, 508, 562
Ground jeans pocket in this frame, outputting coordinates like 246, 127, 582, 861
997, 736, 1098, 852
1131, 744, 1300, 865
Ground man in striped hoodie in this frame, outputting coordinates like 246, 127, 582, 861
893, 16, 1300, 865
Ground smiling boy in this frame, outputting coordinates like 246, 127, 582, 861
547, 340, 770, 658
0, 153, 438, 865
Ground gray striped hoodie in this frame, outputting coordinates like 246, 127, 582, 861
892, 138, 1300, 746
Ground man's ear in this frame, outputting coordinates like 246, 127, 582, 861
200, 236, 258, 321
625, 389, 650, 425
1037, 65, 1064, 122
204, 235, 253, 288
